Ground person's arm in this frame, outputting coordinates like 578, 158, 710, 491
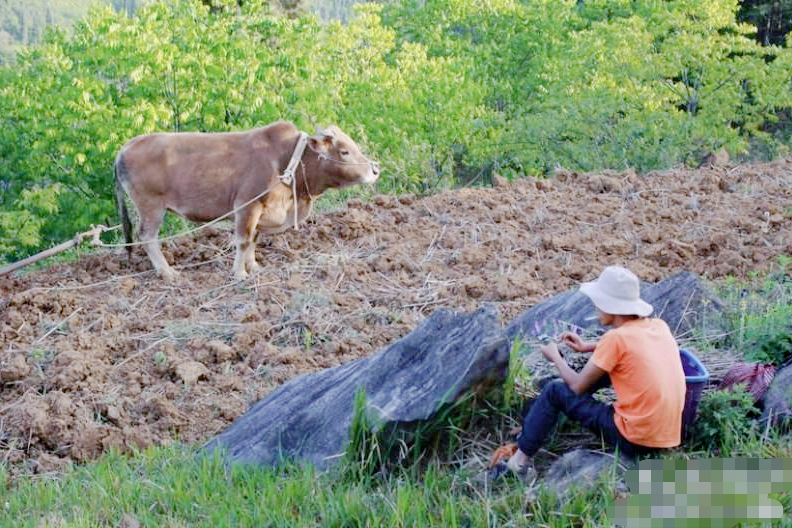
541, 343, 607, 395
559, 331, 597, 353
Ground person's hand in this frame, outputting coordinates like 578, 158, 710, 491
559, 331, 595, 353
540, 342, 563, 363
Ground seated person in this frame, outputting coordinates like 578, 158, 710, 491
504, 266, 686, 480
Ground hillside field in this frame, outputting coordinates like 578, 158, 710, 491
2, 155, 792, 476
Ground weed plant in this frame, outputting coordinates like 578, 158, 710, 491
339, 385, 511, 483
502, 338, 531, 412
687, 386, 761, 456
717, 269, 792, 366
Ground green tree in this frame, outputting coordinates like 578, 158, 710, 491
738, 0, 792, 46
383, 0, 792, 174
0, 184, 61, 261
200, 0, 307, 18
2, 0, 792, 260
110, 0, 148, 17
0, 0, 94, 63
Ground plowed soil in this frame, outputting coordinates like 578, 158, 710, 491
2, 156, 792, 476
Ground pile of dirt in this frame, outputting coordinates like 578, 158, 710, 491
2, 155, 792, 476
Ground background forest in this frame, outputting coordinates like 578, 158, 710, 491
1, 0, 792, 263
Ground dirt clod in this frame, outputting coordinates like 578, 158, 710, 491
176, 361, 209, 385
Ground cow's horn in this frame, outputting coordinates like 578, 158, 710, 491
314, 126, 335, 140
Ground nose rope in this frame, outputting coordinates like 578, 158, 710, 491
306, 143, 379, 168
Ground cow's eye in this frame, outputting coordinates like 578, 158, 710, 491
339, 149, 350, 156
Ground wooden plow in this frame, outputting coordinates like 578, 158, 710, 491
0, 224, 117, 276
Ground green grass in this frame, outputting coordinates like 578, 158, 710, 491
719, 270, 792, 366
0, 443, 609, 528
4, 433, 788, 528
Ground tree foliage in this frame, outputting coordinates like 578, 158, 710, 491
383, 0, 792, 176
0, 0, 152, 62
0, 0, 91, 46
0, 0, 791, 261
738, 0, 792, 46
0, 184, 61, 255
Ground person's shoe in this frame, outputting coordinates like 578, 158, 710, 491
488, 442, 518, 468
486, 456, 537, 485
486, 460, 512, 482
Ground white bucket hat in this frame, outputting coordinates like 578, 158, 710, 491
579, 266, 653, 317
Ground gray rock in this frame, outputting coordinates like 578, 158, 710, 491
506, 271, 725, 342
761, 361, 792, 428
204, 305, 510, 469
534, 449, 633, 501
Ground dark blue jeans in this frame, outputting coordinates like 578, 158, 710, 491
516, 377, 654, 460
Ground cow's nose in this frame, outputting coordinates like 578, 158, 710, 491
372, 162, 381, 176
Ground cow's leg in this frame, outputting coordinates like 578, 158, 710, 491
233, 203, 263, 279
138, 208, 177, 280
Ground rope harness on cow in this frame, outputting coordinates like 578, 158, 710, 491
279, 132, 308, 187
99, 181, 282, 249
281, 132, 310, 231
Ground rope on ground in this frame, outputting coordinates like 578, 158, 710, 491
2, 178, 284, 275
0, 224, 119, 276
100, 181, 282, 249
21, 252, 234, 294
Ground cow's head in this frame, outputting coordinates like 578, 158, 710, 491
309, 126, 380, 186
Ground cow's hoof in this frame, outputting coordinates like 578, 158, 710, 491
159, 269, 180, 282
234, 272, 249, 281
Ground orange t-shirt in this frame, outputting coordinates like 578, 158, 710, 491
591, 318, 686, 448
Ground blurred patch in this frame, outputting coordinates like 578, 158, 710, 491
607, 458, 792, 528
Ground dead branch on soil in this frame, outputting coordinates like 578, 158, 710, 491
31, 308, 83, 346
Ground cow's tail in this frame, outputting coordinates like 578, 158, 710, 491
114, 152, 133, 260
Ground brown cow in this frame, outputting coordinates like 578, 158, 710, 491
114, 120, 380, 280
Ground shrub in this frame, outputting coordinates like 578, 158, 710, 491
688, 386, 760, 455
